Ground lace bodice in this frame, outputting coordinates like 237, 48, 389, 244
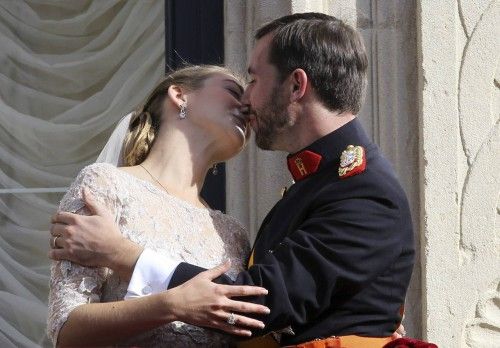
47, 163, 250, 347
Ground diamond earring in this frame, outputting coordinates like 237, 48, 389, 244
179, 103, 187, 119
212, 163, 218, 175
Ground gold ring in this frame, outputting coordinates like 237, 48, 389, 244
50, 235, 60, 249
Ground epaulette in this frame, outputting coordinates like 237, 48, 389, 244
338, 145, 366, 179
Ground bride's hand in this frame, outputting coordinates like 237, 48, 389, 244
165, 260, 270, 337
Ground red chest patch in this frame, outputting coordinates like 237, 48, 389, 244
287, 150, 322, 181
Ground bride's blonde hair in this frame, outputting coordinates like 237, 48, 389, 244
122, 65, 241, 166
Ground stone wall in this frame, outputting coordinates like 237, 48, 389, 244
418, 1, 500, 347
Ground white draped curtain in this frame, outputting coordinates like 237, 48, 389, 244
0, 1, 165, 346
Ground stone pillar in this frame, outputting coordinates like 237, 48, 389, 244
353, 0, 421, 337
418, 1, 500, 347
225, 0, 293, 238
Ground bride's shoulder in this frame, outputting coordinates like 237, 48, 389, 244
71, 163, 126, 190
75, 164, 149, 193
76, 162, 120, 180
61, 163, 122, 210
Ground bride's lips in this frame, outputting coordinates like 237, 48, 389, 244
236, 106, 257, 131
231, 110, 249, 131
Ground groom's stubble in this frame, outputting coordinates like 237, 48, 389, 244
253, 82, 292, 150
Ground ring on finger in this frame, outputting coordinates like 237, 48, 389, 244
227, 312, 237, 325
50, 235, 60, 249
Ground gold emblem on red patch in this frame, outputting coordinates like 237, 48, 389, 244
294, 157, 308, 176
287, 150, 322, 181
339, 145, 366, 179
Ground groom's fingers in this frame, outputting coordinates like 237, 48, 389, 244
82, 188, 110, 217
48, 248, 69, 261
50, 222, 67, 236
51, 211, 78, 225
225, 299, 270, 315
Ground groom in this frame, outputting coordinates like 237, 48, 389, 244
51, 13, 414, 347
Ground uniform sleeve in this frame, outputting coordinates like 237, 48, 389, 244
168, 195, 403, 334
46, 164, 120, 346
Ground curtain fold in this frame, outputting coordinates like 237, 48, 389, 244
0, 1, 165, 346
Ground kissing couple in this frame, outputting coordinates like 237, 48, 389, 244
48, 12, 422, 348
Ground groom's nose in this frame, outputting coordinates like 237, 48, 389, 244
241, 85, 251, 105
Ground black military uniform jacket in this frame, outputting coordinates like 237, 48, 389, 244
169, 118, 415, 345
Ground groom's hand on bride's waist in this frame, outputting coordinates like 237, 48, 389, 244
49, 188, 142, 280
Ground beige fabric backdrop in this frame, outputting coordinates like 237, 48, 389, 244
0, 1, 165, 346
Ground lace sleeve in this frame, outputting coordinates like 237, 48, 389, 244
46, 163, 121, 346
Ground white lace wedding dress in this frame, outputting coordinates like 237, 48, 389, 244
47, 163, 250, 347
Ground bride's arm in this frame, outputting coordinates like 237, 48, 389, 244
55, 262, 269, 347
47, 164, 134, 346
56, 293, 174, 347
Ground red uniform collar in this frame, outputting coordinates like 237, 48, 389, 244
285, 118, 371, 182
286, 150, 323, 182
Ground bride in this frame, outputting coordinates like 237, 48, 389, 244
47, 65, 270, 347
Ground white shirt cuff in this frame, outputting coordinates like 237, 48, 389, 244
124, 248, 180, 299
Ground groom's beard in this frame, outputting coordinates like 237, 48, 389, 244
254, 86, 291, 150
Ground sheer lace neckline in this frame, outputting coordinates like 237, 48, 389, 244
101, 163, 223, 215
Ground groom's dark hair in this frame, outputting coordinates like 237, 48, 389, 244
256, 12, 368, 114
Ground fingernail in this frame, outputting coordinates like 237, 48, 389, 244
264, 308, 270, 314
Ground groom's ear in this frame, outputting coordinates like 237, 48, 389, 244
289, 68, 308, 103
167, 84, 188, 108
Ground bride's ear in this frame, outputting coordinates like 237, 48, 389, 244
167, 85, 188, 109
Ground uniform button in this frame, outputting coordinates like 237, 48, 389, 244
142, 285, 152, 295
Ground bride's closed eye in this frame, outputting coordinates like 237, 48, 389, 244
226, 88, 242, 100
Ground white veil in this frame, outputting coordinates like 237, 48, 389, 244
95, 112, 133, 166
